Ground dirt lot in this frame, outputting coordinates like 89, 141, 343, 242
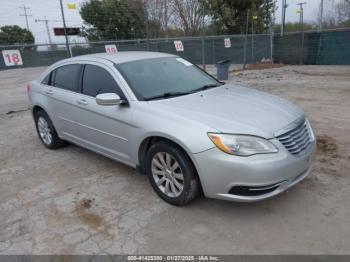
0, 65, 350, 255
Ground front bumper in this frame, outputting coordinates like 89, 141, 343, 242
192, 138, 316, 202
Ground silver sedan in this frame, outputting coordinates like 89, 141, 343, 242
27, 52, 316, 206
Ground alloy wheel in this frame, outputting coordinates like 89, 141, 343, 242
37, 116, 52, 145
151, 152, 184, 198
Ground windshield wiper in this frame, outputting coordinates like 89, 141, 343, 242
189, 83, 221, 94
144, 91, 191, 101
143, 83, 222, 101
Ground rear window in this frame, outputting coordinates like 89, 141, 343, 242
52, 64, 81, 92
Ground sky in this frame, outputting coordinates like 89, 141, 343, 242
275, 0, 320, 23
0, 0, 86, 44
0, 0, 332, 45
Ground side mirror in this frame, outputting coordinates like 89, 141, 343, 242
96, 93, 124, 106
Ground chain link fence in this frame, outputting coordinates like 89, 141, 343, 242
274, 29, 350, 65
0, 29, 349, 71
0, 34, 272, 70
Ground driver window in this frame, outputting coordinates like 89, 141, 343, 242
82, 64, 124, 98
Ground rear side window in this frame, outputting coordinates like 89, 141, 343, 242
52, 64, 81, 92
82, 64, 124, 98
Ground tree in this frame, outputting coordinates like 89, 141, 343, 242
251, 0, 275, 33
80, 0, 147, 40
0, 25, 34, 45
145, 0, 172, 32
143, 0, 169, 38
170, 0, 206, 36
274, 22, 315, 33
336, 0, 350, 26
144, 0, 206, 37
321, 0, 350, 30
203, 0, 275, 34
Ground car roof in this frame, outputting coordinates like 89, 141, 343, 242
69, 51, 177, 65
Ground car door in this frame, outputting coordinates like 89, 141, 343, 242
43, 63, 83, 141
75, 62, 134, 165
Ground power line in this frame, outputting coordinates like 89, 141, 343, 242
19, 4, 32, 31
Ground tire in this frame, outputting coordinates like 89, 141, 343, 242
34, 110, 66, 149
145, 141, 201, 206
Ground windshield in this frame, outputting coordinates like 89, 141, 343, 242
116, 57, 221, 101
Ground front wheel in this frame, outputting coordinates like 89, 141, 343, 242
146, 141, 201, 206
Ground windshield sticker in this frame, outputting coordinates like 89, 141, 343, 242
176, 58, 193, 66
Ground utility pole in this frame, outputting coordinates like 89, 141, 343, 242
251, 14, 254, 63
297, 2, 306, 65
318, 0, 324, 32
270, 0, 277, 62
164, 0, 168, 38
59, 0, 72, 57
19, 4, 32, 31
281, 0, 288, 36
143, 0, 150, 51
243, 10, 250, 69
201, 3, 206, 70
251, 15, 258, 63
35, 17, 53, 46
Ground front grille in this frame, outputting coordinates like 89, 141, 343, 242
276, 120, 312, 155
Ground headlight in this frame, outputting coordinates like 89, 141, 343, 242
208, 133, 278, 156
305, 119, 315, 141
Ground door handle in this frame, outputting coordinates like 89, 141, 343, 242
45, 90, 53, 95
77, 99, 88, 106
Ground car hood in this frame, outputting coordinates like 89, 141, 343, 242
148, 84, 304, 138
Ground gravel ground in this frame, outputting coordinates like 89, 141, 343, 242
0, 65, 349, 255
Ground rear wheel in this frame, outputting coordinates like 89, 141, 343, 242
34, 110, 65, 149
146, 141, 200, 206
